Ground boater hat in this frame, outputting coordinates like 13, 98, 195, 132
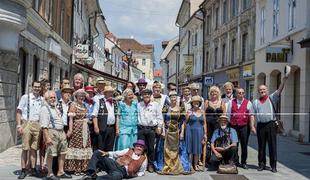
133, 139, 146, 148
61, 84, 74, 94
217, 115, 229, 122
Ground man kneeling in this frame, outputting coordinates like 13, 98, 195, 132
210, 115, 238, 167
82, 140, 147, 180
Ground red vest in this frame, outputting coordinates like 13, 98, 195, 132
230, 98, 249, 126
116, 149, 146, 177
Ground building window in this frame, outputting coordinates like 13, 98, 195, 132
205, 51, 209, 72
288, 0, 296, 31
206, 15, 211, 35
231, 38, 236, 65
223, 0, 228, 24
214, 47, 218, 69
242, 33, 248, 62
19, 49, 27, 95
142, 58, 146, 66
142, 73, 145, 79
243, 0, 250, 10
65, 70, 69, 78
60, 68, 63, 83
231, 0, 238, 17
273, 0, 279, 38
33, 56, 39, 81
215, 7, 219, 30
222, 44, 226, 67
260, 7, 265, 44
49, 63, 54, 88
192, 33, 198, 46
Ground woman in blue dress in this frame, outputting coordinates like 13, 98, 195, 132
154, 91, 193, 175
115, 88, 138, 150
185, 95, 207, 171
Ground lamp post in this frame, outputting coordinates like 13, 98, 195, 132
126, 49, 132, 81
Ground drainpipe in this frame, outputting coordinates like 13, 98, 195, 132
175, 22, 181, 91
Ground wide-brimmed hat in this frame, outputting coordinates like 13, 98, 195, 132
137, 78, 147, 85
96, 77, 106, 84
84, 86, 95, 92
190, 95, 202, 103
103, 85, 114, 93
217, 115, 229, 122
141, 89, 152, 95
61, 84, 74, 94
133, 139, 146, 148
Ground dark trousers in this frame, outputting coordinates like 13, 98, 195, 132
211, 146, 237, 165
95, 126, 116, 151
88, 125, 97, 151
138, 126, 156, 166
257, 121, 277, 168
88, 150, 127, 180
230, 125, 250, 164
207, 122, 218, 142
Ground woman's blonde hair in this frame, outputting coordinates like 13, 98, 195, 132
208, 86, 221, 100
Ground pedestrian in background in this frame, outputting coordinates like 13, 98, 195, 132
135, 79, 148, 102
56, 79, 70, 101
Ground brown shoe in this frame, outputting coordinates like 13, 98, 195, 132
147, 165, 154, 173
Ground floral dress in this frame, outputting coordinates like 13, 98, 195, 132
65, 102, 92, 173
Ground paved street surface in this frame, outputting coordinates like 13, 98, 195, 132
0, 135, 309, 180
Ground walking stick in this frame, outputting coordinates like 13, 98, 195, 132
202, 141, 207, 171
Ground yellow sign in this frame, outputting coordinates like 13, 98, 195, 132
183, 54, 193, 75
226, 68, 239, 81
243, 65, 253, 78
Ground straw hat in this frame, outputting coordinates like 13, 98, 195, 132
96, 77, 105, 84
217, 115, 229, 122
61, 84, 74, 94
168, 91, 178, 97
190, 95, 202, 103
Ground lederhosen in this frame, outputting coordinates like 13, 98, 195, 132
96, 98, 118, 151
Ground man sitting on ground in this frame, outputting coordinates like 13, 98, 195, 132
82, 139, 147, 180
210, 115, 238, 167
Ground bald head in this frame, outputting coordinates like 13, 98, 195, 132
258, 85, 269, 97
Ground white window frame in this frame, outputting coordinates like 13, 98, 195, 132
273, 0, 279, 38
288, 0, 296, 31
260, 7, 265, 44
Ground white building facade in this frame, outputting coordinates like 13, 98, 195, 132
255, 0, 310, 142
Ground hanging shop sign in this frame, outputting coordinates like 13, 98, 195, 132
183, 54, 193, 75
243, 64, 253, 78
75, 44, 89, 59
266, 47, 290, 63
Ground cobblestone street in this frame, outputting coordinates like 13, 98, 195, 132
1, 136, 309, 180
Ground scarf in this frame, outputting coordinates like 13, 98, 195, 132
106, 97, 113, 105
259, 95, 269, 104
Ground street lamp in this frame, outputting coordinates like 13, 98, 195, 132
126, 49, 132, 81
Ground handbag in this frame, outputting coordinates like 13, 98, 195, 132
217, 164, 238, 174
269, 97, 285, 134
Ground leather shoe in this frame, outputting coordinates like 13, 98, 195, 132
241, 164, 248, 169
257, 166, 264, 171
271, 168, 277, 173
17, 170, 27, 179
46, 175, 60, 180
57, 173, 72, 179
148, 165, 155, 173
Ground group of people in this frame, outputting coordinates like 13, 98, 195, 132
16, 69, 290, 180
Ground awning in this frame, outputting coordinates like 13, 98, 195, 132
73, 62, 127, 84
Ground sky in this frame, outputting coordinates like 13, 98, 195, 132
99, 0, 182, 68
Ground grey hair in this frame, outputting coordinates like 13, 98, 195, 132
44, 90, 56, 101
122, 88, 133, 99
74, 73, 84, 82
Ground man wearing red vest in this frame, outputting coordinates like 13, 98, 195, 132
226, 88, 255, 169
82, 139, 147, 180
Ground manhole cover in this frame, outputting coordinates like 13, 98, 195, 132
299, 152, 310, 156
210, 175, 249, 180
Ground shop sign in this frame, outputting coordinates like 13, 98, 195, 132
243, 65, 253, 78
75, 44, 89, 59
183, 54, 193, 75
266, 47, 290, 63
204, 76, 214, 86
226, 68, 240, 81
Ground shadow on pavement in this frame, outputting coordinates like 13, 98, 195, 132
248, 134, 310, 178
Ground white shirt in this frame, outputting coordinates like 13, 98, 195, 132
17, 93, 42, 121
138, 101, 163, 128
105, 100, 116, 125
60, 99, 70, 126
108, 148, 147, 177
92, 98, 116, 125
222, 94, 234, 110
181, 96, 192, 112
226, 98, 254, 122
93, 93, 104, 105
40, 105, 64, 130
